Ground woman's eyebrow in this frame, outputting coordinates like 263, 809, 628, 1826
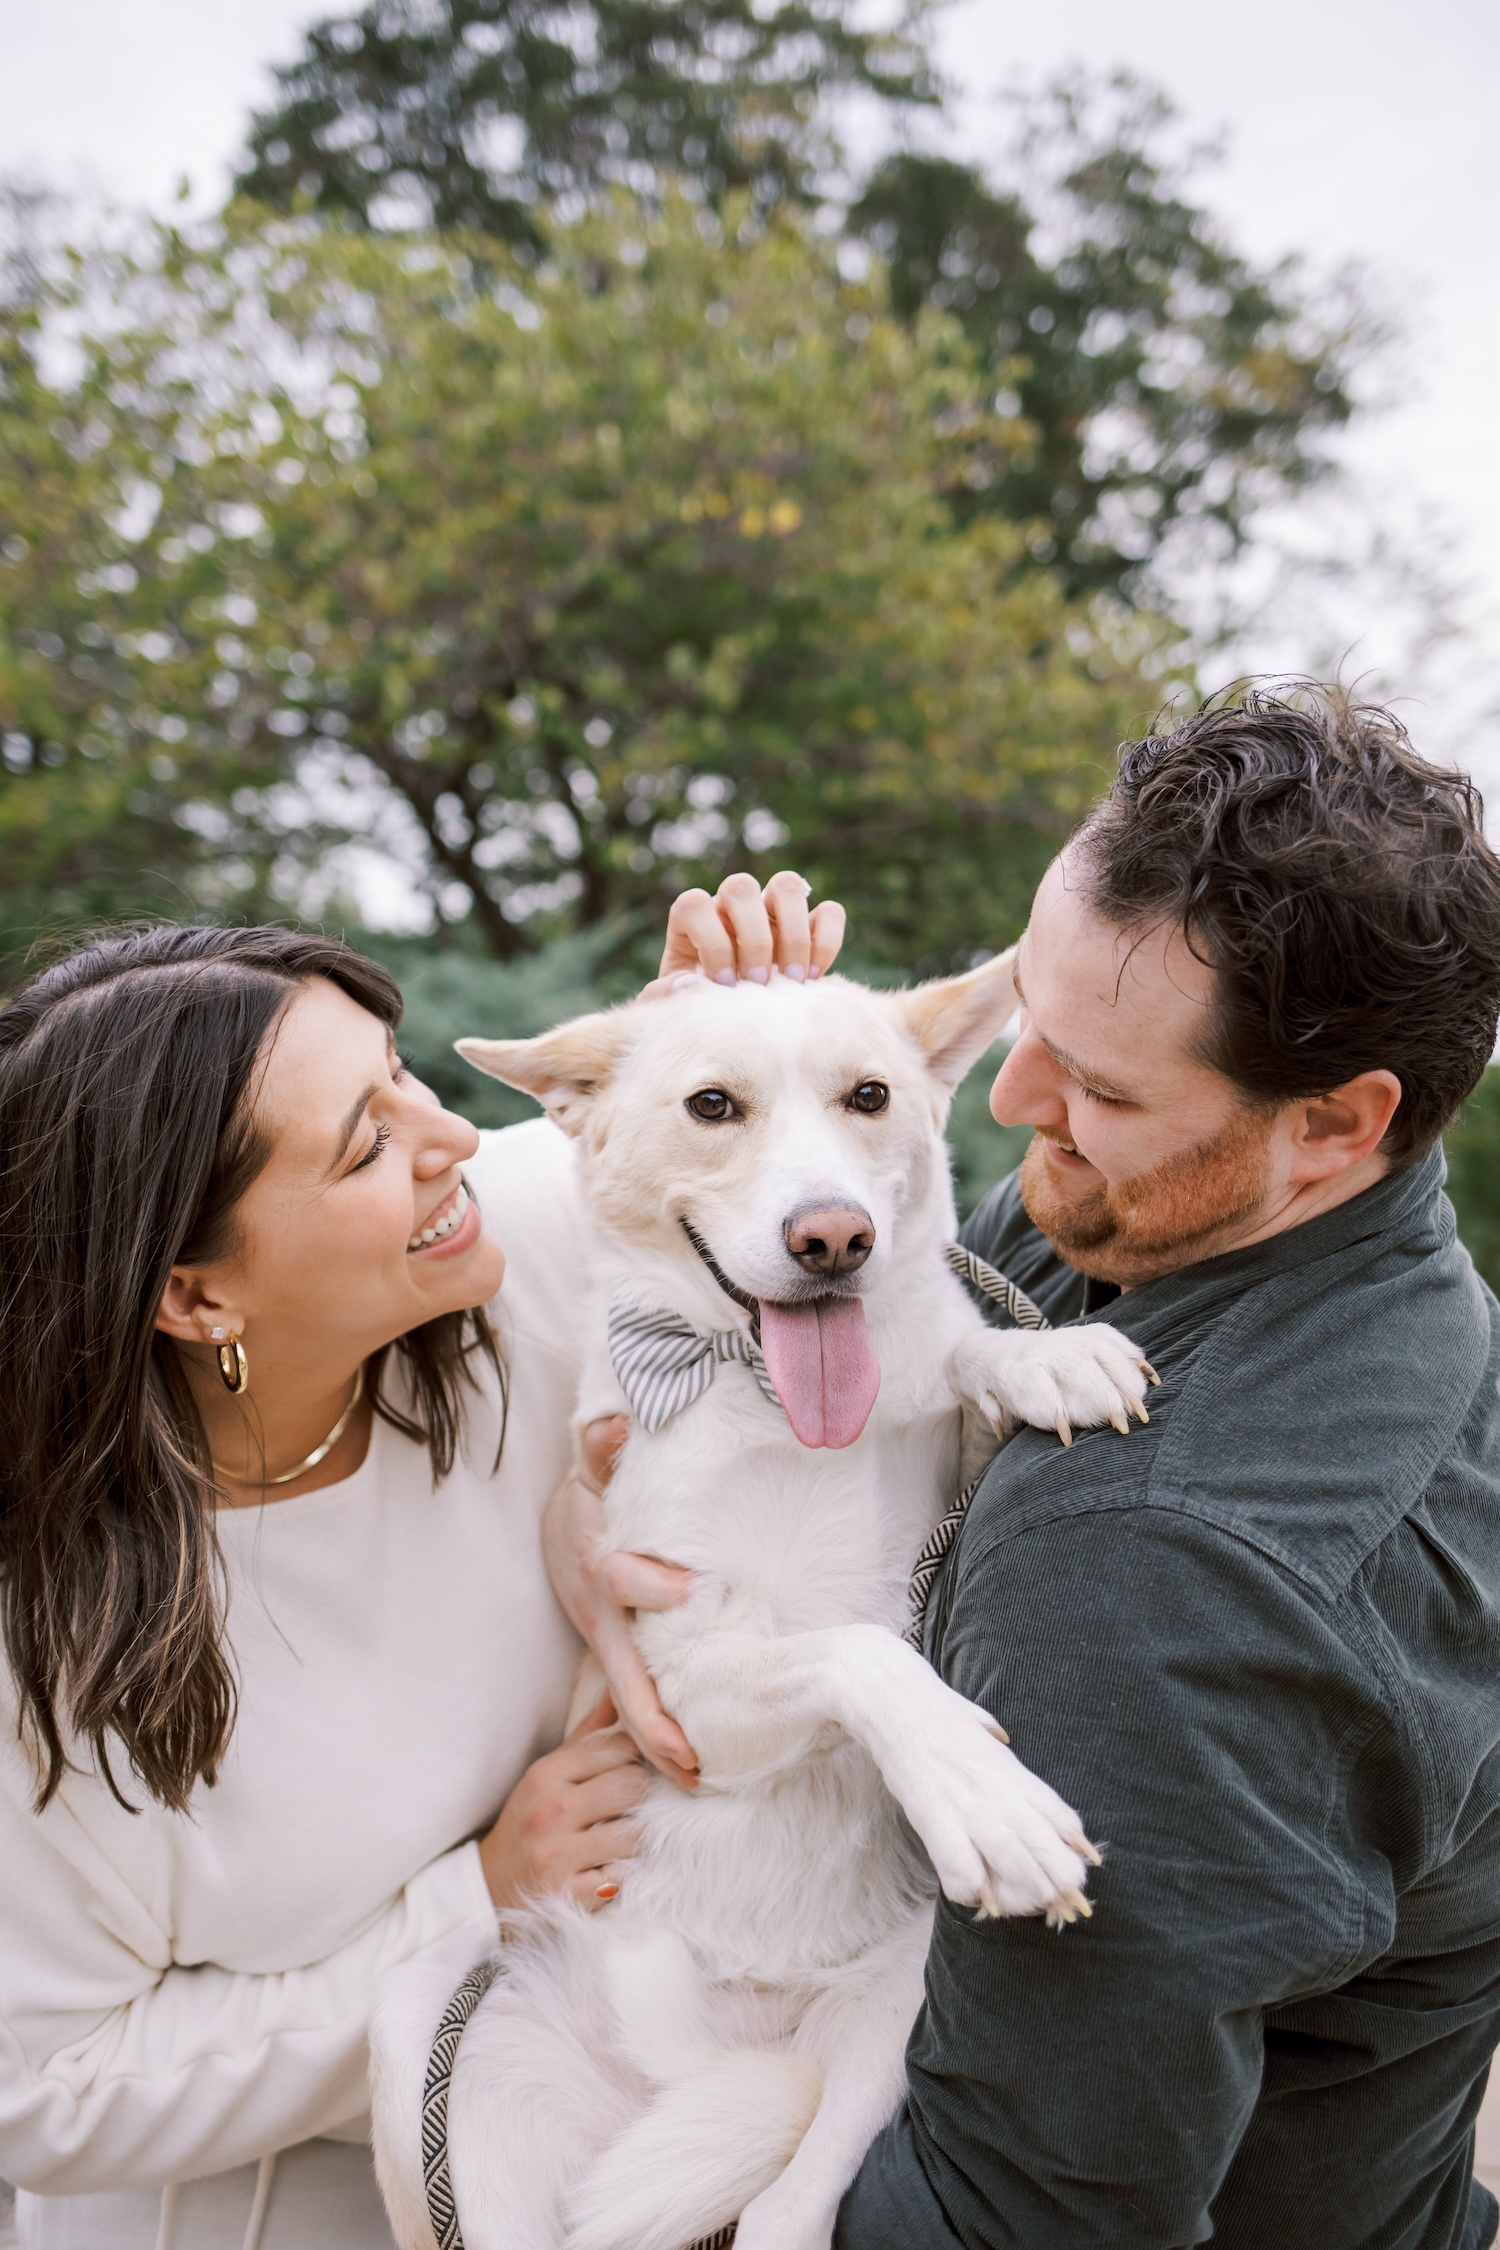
328, 1035, 401, 1167
332, 1083, 378, 1165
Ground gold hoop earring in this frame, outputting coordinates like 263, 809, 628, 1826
216, 1335, 249, 1395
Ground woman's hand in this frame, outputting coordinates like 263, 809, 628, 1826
643, 870, 846, 998
543, 1433, 699, 1791
478, 1691, 649, 1912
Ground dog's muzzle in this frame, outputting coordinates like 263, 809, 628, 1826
782, 1202, 875, 1281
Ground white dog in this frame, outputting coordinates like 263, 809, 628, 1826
371, 952, 1150, 2250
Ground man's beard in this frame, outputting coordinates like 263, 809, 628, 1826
1019, 1106, 1275, 1288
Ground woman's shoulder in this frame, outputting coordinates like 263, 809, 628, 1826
466, 1111, 577, 1205
464, 1117, 594, 1359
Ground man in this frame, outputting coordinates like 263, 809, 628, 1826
834, 687, 1500, 2248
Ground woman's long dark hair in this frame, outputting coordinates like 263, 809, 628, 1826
0, 925, 502, 1812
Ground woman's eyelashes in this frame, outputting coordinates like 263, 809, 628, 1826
351, 1120, 393, 1171
348, 1058, 415, 1171
348, 1060, 450, 1173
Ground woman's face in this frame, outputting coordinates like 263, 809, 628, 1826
182, 977, 507, 1375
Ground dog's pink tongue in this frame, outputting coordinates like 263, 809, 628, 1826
758, 1297, 880, 1449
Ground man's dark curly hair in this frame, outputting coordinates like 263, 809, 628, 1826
1074, 684, 1500, 1165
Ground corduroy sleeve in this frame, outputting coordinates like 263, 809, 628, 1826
836, 1503, 1386, 2250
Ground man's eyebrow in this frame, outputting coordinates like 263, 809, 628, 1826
1013, 944, 1135, 1099
1042, 1039, 1135, 1103
332, 1083, 378, 1166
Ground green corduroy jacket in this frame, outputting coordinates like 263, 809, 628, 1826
839, 1148, 1500, 2250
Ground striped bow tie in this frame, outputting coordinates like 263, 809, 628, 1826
607, 1296, 784, 1434
605, 1243, 1048, 1443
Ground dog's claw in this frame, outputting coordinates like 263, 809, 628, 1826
1077, 1837, 1103, 1867
1132, 1400, 1150, 1425
982, 1717, 1011, 1745
1144, 1363, 1161, 1386
1044, 1886, 1094, 1929
952, 1327, 1154, 1452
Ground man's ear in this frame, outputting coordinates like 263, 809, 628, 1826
455, 1007, 638, 1137
894, 948, 1019, 1092
1293, 1069, 1404, 1180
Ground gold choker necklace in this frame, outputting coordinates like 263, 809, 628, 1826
212, 1366, 366, 1489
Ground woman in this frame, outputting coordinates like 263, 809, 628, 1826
0, 878, 842, 2250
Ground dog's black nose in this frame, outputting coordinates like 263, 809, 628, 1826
784, 1204, 876, 1278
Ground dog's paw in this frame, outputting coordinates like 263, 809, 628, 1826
950, 1324, 1156, 1447
880, 1673, 1098, 1924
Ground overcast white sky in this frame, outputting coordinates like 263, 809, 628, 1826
938, 0, 1500, 786
2, 0, 1496, 779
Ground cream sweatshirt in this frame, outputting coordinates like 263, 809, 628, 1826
0, 1118, 588, 2197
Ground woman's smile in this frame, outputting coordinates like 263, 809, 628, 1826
406, 1178, 480, 1258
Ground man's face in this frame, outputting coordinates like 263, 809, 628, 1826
990, 854, 1283, 1288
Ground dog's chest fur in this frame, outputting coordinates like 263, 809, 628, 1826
592, 1264, 975, 1985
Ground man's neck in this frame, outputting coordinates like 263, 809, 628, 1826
1112, 1149, 1393, 1293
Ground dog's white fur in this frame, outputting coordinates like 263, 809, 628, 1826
370, 954, 1148, 2250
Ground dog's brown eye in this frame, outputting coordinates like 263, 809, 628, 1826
686, 1088, 737, 1123
848, 1081, 890, 1115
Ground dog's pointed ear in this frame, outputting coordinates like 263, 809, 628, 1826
894, 948, 1018, 1092
455, 1008, 637, 1136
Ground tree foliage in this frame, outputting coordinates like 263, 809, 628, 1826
1441, 1070, 1500, 1296
242, 7, 1366, 610
850, 80, 1365, 600
238, 0, 933, 241
0, 15, 1376, 986
0, 256, 281, 954
0, 198, 1174, 974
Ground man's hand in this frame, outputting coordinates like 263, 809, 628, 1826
543, 1435, 700, 1790
642, 870, 846, 999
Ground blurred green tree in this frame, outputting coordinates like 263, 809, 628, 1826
237, 0, 934, 242
1440, 1070, 1500, 1296
0, 246, 301, 964
0, 198, 1175, 976
362, 924, 630, 1125
240, 4, 1365, 611
850, 79, 1368, 600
